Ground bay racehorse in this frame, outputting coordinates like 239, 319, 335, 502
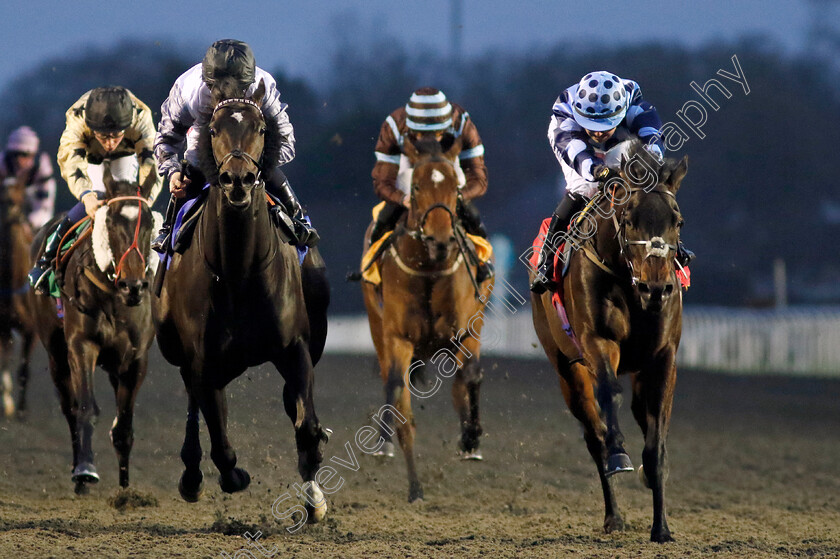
152, 79, 331, 521
28, 164, 160, 494
0, 170, 36, 417
361, 137, 493, 502
531, 142, 687, 542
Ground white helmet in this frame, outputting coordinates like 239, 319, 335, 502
571, 71, 628, 131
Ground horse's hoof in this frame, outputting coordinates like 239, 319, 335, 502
179, 469, 204, 502
408, 481, 424, 503
604, 514, 625, 533
605, 453, 634, 477
459, 449, 483, 461
302, 481, 327, 523
219, 467, 250, 494
651, 527, 674, 543
320, 427, 333, 443
72, 463, 100, 485
637, 465, 651, 488
373, 441, 395, 458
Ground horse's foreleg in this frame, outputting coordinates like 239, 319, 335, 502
635, 358, 677, 543
195, 382, 250, 494
452, 353, 483, 458
384, 336, 421, 502
584, 338, 632, 476
178, 385, 204, 502
109, 357, 148, 488
560, 359, 625, 533
278, 342, 328, 523
67, 340, 101, 492
1, 337, 14, 417
15, 330, 35, 417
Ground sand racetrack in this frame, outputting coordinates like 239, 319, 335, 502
1, 350, 839, 558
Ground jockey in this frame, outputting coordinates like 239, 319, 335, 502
0, 126, 56, 230
28, 86, 163, 293
530, 71, 695, 294
371, 87, 492, 281
152, 39, 318, 251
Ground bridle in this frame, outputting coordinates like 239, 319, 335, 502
615, 188, 680, 286
102, 191, 153, 285
210, 98, 265, 184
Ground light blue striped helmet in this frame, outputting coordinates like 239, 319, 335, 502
405, 88, 453, 132
571, 71, 628, 131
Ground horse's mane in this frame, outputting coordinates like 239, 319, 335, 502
197, 77, 282, 184
622, 139, 682, 187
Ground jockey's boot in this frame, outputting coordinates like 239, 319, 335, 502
530, 192, 585, 294
151, 195, 178, 254
455, 198, 493, 283
676, 240, 695, 267
28, 215, 74, 295
272, 179, 319, 248
370, 201, 405, 244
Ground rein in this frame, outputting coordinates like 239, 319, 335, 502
108, 193, 151, 285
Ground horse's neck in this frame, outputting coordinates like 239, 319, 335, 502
202, 188, 277, 280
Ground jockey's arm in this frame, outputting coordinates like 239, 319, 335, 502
457, 116, 487, 200
131, 95, 164, 203
57, 98, 94, 200
548, 114, 603, 183
258, 74, 296, 167
154, 80, 193, 181
624, 83, 665, 155
372, 117, 407, 205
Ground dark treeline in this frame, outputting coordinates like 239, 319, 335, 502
1, 37, 837, 312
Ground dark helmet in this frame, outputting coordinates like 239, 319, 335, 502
202, 39, 256, 87
84, 87, 134, 133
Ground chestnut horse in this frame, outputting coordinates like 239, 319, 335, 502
0, 170, 36, 417
28, 164, 159, 494
531, 143, 687, 542
361, 138, 493, 502
153, 80, 331, 521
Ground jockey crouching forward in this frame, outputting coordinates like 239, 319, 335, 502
530, 71, 695, 294
152, 39, 318, 252
0, 126, 56, 230
371, 87, 493, 283
28, 87, 163, 293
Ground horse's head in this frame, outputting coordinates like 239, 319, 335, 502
615, 143, 688, 312
205, 79, 267, 208
404, 136, 462, 262
0, 169, 28, 216
95, 163, 160, 306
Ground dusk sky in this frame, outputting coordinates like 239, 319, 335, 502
0, 0, 819, 91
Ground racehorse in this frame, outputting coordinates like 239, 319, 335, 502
531, 142, 687, 542
361, 137, 494, 502
0, 170, 36, 417
152, 79, 331, 520
28, 164, 159, 494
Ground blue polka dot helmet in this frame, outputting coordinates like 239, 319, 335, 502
571, 71, 628, 131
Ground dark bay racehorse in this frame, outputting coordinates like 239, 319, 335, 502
531, 142, 687, 542
0, 170, 36, 417
28, 165, 159, 494
361, 137, 493, 502
153, 80, 331, 520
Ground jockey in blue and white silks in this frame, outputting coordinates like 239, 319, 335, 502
531, 71, 693, 294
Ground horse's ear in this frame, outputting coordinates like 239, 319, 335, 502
139, 166, 159, 199
252, 79, 266, 105
402, 134, 419, 162
667, 156, 688, 194
442, 133, 462, 162
103, 161, 116, 198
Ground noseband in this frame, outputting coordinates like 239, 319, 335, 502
211, 98, 265, 182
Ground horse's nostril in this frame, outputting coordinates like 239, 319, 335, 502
117, 281, 128, 291
638, 282, 650, 294
141, 281, 150, 290
663, 283, 675, 296
243, 172, 257, 186
219, 172, 234, 187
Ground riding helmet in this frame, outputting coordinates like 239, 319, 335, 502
84, 87, 134, 133
571, 71, 629, 131
405, 87, 453, 132
202, 39, 256, 88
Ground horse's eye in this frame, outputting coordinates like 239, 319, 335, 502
677, 218, 684, 228
209, 128, 217, 137
259, 128, 266, 136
